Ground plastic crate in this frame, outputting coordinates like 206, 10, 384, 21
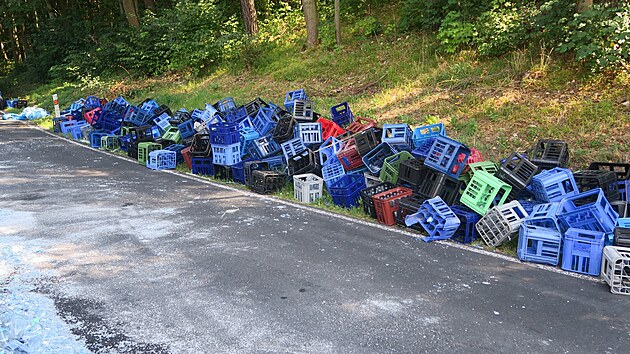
100, 135, 119, 151
601, 246, 630, 295
322, 156, 346, 186
379, 151, 413, 184
531, 167, 579, 203
178, 119, 196, 140
364, 172, 382, 188
83, 107, 102, 125
330, 102, 354, 127
190, 133, 212, 157
212, 143, 242, 166
192, 157, 215, 176
161, 127, 182, 144
397, 158, 428, 191
614, 225, 630, 247
523, 202, 561, 230
530, 139, 570, 170
415, 169, 463, 205
298, 123, 323, 145
125, 106, 153, 126
372, 187, 414, 225
362, 143, 397, 174
561, 228, 605, 276
216, 97, 237, 113
224, 106, 248, 123
240, 127, 261, 157
497, 152, 539, 195
319, 137, 344, 165
281, 138, 307, 161
424, 137, 471, 179
317, 117, 346, 141
181, 146, 193, 169
405, 196, 460, 242
60, 120, 79, 134
450, 205, 481, 244
137, 142, 162, 165
611, 200, 628, 219
231, 159, 251, 184
272, 116, 297, 144
556, 188, 619, 234
328, 174, 366, 208
588, 162, 630, 181
288, 149, 321, 176
284, 89, 307, 112
293, 99, 315, 122
517, 225, 562, 266
244, 98, 267, 118
98, 113, 122, 134
146, 150, 177, 170
346, 116, 377, 133
212, 164, 232, 180
128, 125, 152, 143
79, 124, 94, 141
411, 138, 436, 159
153, 113, 172, 132
70, 122, 89, 140
412, 123, 446, 147
293, 173, 324, 203
354, 128, 380, 156
248, 135, 282, 159
573, 170, 620, 202
476, 201, 529, 247
395, 194, 427, 231
619, 180, 629, 202
360, 182, 396, 218
249, 170, 286, 194
460, 170, 512, 215
209, 121, 240, 145
151, 126, 162, 140
381, 124, 413, 151
337, 139, 364, 171
252, 106, 277, 136
90, 131, 110, 148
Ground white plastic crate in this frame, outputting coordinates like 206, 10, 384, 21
602, 246, 630, 295
476, 200, 529, 247
293, 173, 324, 203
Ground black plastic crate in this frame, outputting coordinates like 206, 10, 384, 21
588, 162, 630, 181
611, 200, 628, 218
530, 139, 569, 170
129, 125, 153, 142
171, 110, 192, 125
397, 158, 428, 191
152, 104, 172, 119
415, 169, 463, 205
190, 133, 212, 157
355, 129, 380, 156
288, 149, 321, 176
395, 194, 426, 231
213, 165, 232, 180
249, 170, 286, 194
497, 152, 538, 198
127, 141, 139, 159
614, 227, 630, 247
360, 182, 396, 218
573, 170, 619, 202
245, 98, 268, 118
272, 116, 297, 144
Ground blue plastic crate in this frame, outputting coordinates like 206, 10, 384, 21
212, 142, 242, 166
450, 204, 481, 244
125, 106, 153, 126
284, 89, 307, 112
327, 174, 366, 208
60, 120, 78, 134
70, 122, 89, 140
556, 188, 619, 234
618, 218, 630, 228
232, 158, 254, 184
217, 97, 237, 113
117, 135, 132, 152
153, 113, 172, 132
192, 157, 215, 176
90, 131, 110, 148
240, 127, 260, 157
518, 225, 562, 266
298, 122, 323, 145
362, 143, 397, 174
280, 138, 307, 161
84, 95, 101, 109
381, 124, 413, 151
524, 203, 561, 230
98, 112, 122, 133
209, 121, 240, 145
224, 106, 248, 123
102, 96, 129, 117
252, 106, 277, 136
424, 136, 471, 179
247, 135, 281, 159
140, 99, 159, 112
164, 144, 186, 164
411, 138, 436, 159
561, 228, 606, 276
531, 167, 579, 203
147, 150, 177, 170
178, 119, 196, 140
518, 199, 539, 214
405, 196, 460, 242
261, 155, 286, 173
319, 137, 344, 166
322, 156, 346, 186
151, 126, 162, 140
619, 180, 629, 201
330, 102, 354, 127
412, 123, 446, 147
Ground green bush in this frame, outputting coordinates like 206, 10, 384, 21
437, 11, 477, 53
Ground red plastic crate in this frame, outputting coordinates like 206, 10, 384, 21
317, 117, 346, 141
346, 116, 377, 133
337, 138, 364, 171
181, 146, 193, 169
83, 107, 101, 125
459, 147, 484, 173
372, 187, 414, 225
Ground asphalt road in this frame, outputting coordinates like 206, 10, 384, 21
1, 121, 628, 353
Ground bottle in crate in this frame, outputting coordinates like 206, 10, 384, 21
530, 167, 579, 203
476, 201, 529, 247
146, 150, 177, 170
272, 116, 297, 144
530, 139, 570, 169
405, 196, 460, 242
601, 246, 630, 295
412, 123, 446, 147
450, 205, 481, 244
588, 162, 630, 181
372, 187, 414, 225
460, 170, 512, 215
517, 225, 562, 266
328, 174, 366, 208
556, 188, 619, 234
424, 136, 471, 179
395, 194, 427, 231
346, 116, 377, 134
497, 152, 539, 199
248, 170, 286, 194
354, 128, 380, 156
293, 173, 324, 203
381, 124, 413, 151
293, 99, 315, 122
379, 151, 413, 184
330, 102, 354, 127
561, 228, 606, 276
284, 89, 307, 112
573, 170, 620, 202
360, 182, 396, 218
298, 122, 323, 145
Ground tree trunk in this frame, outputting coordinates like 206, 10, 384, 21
144, 0, 156, 12
334, 0, 341, 46
240, 0, 258, 35
577, 0, 592, 12
121, 0, 140, 28
302, 0, 319, 48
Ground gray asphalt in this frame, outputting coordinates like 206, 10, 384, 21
1, 121, 629, 353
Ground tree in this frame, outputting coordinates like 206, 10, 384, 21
578, 0, 592, 12
122, 0, 140, 28
334, 0, 341, 46
302, 0, 319, 47
240, 0, 258, 35
144, 0, 156, 12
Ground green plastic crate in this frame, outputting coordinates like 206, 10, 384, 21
379, 151, 413, 184
138, 142, 162, 165
460, 170, 512, 215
